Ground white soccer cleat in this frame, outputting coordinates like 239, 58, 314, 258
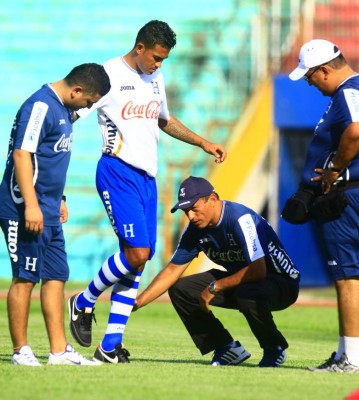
47, 343, 102, 366
11, 345, 42, 367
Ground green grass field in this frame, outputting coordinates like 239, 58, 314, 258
0, 282, 357, 400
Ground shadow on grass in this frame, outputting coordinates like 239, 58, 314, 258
129, 358, 309, 370
0, 354, 10, 363
0, 353, 311, 370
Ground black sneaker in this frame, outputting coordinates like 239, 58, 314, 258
68, 293, 96, 348
93, 344, 130, 364
258, 346, 287, 367
308, 352, 338, 372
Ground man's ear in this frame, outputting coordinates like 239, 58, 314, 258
71, 86, 83, 98
135, 43, 145, 54
320, 65, 330, 77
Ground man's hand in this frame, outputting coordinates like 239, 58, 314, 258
132, 299, 140, 312
60, 199, 69, 223
199, 286, 215, 313
201, 141, 227, 163
24, 205, 44, 235
311, 168, 342, 194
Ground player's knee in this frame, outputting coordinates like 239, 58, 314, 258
124, 247, 150, 269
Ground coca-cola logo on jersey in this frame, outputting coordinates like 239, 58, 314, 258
121, 100, 160, 120
54, 133, 73, 153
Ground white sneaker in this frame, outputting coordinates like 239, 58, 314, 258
11, 345, 42, 366
210, 340, 251, 366
48, 344, 102, 366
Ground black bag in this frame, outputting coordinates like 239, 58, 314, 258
281, 187, 316, 224
311, 189, 349, 219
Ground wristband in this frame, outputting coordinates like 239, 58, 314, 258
62, 195, 67, 202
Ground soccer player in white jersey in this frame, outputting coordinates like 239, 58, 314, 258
68, 20, 227, 363
0, 63, 111, 366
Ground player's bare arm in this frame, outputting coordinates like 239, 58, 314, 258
158, 115, 227, 163
200, 258, 267, 313
312, 122, 359, 193
134, 261, 189, 310
13, 149, 44, 234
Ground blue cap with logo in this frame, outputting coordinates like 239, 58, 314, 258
170, 176, 215, 213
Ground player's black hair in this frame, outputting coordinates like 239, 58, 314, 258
135, 20, 176, 50
203, 192, 220, 203
64, 63, 111, 96
326, 53, 347, 69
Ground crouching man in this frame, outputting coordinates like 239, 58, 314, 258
134, 176, 300, 367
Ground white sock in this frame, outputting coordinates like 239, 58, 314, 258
344, 336, 359, 366
334, 336, 345, 361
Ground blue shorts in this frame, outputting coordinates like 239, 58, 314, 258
316, 188, 359, 280
96, 155, 157, 259
0, 218, 69, 283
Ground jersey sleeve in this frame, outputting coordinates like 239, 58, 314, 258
158, 74, 170, 121
15, 101, 49, 153
159, 92, 170, 121
170, 223, 200, 265
342, 88, 359, 122
76, 94, 108, 119
236, 213, 265, 263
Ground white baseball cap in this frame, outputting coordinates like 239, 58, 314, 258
289, 39, 341, 81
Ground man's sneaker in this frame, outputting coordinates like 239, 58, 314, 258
48, 344, 101, 366
258, 346, 287, 367
336, 353, 359, 373
93, 343, 130, 364
308, 352, 338, 372
11, 345, 42, 366
68, 293, 96, 347
210, 340, 251, 366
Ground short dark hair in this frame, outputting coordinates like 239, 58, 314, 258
326, 53, 347, 70
134, 20, 176, 50
64, 63, 111, 96
203, 192, 220, 203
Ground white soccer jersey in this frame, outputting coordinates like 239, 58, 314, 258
77, 56, 170, 177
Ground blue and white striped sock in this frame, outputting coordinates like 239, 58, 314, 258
101, 270, 142, 352
76, 252, 136, 309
